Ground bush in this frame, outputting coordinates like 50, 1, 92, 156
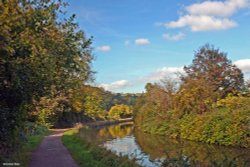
217, 94, 250, 111
1, 122, 48, 165
23, 122, 48, 136
136, 106, 250, 148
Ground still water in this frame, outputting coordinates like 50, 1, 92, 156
79, 122, 250, 167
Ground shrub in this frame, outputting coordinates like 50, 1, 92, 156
217, 94, 250, 111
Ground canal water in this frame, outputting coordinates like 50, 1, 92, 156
79, 122, 250, 167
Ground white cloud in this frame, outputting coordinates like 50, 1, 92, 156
140, 67, 184, 82
234, 59, 250, 73
135, 38, 150, 45
165, 0, 249, 31
162, 32, 185, 41
100, 80, 130, 91
166, 15, 237, 31
96, 45, 111, 52
186, 0, 249, 17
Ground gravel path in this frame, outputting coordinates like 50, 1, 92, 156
29, 129, 79, 167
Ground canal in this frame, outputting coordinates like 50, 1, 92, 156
79, 122, 250, 167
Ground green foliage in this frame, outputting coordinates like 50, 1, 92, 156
108, 104, 133, 120
1, 122, 49, 165
62, 129, 140, 167
23, 122, 48, 136
34, 93, 71, 127
0, 0, 93, 156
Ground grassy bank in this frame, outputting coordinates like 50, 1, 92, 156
2, 122, 49, 167
62, 129, 140, 167
14, 131, 49, 166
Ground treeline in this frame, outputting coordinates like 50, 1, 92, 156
32, 85, 138, 128
134, 45, 250, 148
0, 0, 137, 160
59, 85, 139, 126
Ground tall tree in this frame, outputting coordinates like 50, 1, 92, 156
175, 45, 244, 114
0, 0, 93, 154
183, 44, 244, 97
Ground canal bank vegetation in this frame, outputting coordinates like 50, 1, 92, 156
134, 45, 250, 148
62, 128, 141, 167
4, 122, 49, 166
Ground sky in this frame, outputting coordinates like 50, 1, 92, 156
65, 0, 250, 93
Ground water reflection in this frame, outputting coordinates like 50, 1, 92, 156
79, 123, 250, 167
135, 130, 250, 167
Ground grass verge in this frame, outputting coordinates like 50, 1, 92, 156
12, 129, 50, 167
62, 129, 141, 167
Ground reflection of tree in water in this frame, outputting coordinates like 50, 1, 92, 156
100, 123, 133, 138
108, 124, 133, 138
79, 125, 250, 166
134, 130, 250, 167
79, 122, 134, 143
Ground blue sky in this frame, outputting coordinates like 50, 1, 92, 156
66, 0, 250, 93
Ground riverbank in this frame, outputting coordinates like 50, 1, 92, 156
135, 107, 250, 148
62, 128, 140, 167
67, 121, 250, 167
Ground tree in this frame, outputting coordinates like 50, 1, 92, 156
246, 79, 250, 91
0, 0, 93, 155
183, 44, 244, 98
143, 79, 178, 115
175, 76, 216, 114
108, 104, 132, 119
134, 78, 179, 128
175, 45, 244, 114
70, 85, 109, 120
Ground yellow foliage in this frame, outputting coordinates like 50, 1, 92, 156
108, 104, 132, 120
217, 94, 250, 111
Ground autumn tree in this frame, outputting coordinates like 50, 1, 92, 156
246, 79, 250, 91
175, 76, 216, 114
108, 104, 132, 119
134, 78, 179, 128
176, 45, 244, 114
143, 78, 178, 115
183, 44, 244, 98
